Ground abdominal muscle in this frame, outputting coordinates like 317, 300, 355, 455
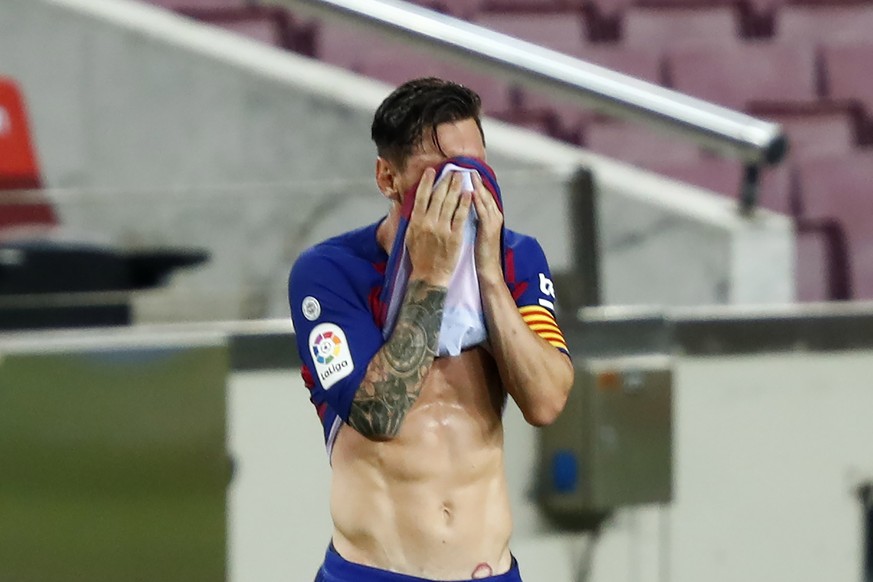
329, 347, 513, 580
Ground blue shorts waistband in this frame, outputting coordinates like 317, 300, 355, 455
317, 543, 523, 582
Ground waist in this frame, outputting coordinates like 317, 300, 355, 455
321, 542, 521, 581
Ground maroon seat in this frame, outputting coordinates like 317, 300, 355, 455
797, 154, 873, 299
667, 42, 817, 111
744, 0, 787, 17
587, 0, 634, 17
749, 102, 859, 161
472, 12, 589, 55
776, 4, 873, 45
623, 6, 742, 49
822, 43, 873, 115
583, 121, 704, 165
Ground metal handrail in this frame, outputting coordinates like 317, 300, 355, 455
274, 0, 787, 170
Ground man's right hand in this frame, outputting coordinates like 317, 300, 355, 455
405, 168, 472, 287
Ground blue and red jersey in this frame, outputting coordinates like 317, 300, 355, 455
288, 220, 568, 456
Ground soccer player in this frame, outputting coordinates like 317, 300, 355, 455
289, 77, 573, 581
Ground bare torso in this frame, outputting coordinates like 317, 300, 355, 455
329, 346, 513, 579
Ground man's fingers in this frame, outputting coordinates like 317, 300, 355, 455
471, 174, 492, 214
438, 172, 465, 223
425, 170, 453, 219
452, 191, 472, 230
410, 167, 436, 221
472, 184, 491, 221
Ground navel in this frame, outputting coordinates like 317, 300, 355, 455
441, 502, 453, 525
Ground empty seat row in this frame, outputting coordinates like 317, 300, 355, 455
476, 4, 873, 49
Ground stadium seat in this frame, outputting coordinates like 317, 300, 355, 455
776, 4, 873, 45
749, 102, 860, 161
667, 42, 817, 110
587, 0, 634, 17
797, 154, 873, 299
0, 78, 56, 233
472, 12, 589, 55
583, 120, 704, 165
622, 5, 742, 49
821, 42, 873, 116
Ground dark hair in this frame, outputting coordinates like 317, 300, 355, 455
371, 77, 484, 169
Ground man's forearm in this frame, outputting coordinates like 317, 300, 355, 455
348, 279, 446, 439
479, 279, 573, 427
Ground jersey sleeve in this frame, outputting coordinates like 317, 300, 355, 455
510, 237, 570, 356
288, 249, 384, 422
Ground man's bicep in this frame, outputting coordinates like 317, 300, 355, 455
289, 256, 384, 420
511, 237, 570, 356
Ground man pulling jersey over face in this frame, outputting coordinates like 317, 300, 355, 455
288, 77, 574, 582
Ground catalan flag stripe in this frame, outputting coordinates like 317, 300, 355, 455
529, 322, 563, 334
519, 305, 554, 317
523, 314, 558, 326
519, 304, 567, 353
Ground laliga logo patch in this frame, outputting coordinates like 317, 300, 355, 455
312, 329, 341, 364
309, 323, 354, 389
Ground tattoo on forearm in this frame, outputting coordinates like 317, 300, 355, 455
349, 280, 446, 439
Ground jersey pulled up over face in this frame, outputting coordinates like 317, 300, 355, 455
288, 221, 569, 456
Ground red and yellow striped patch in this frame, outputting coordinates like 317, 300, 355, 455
519, 305, 568, 353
